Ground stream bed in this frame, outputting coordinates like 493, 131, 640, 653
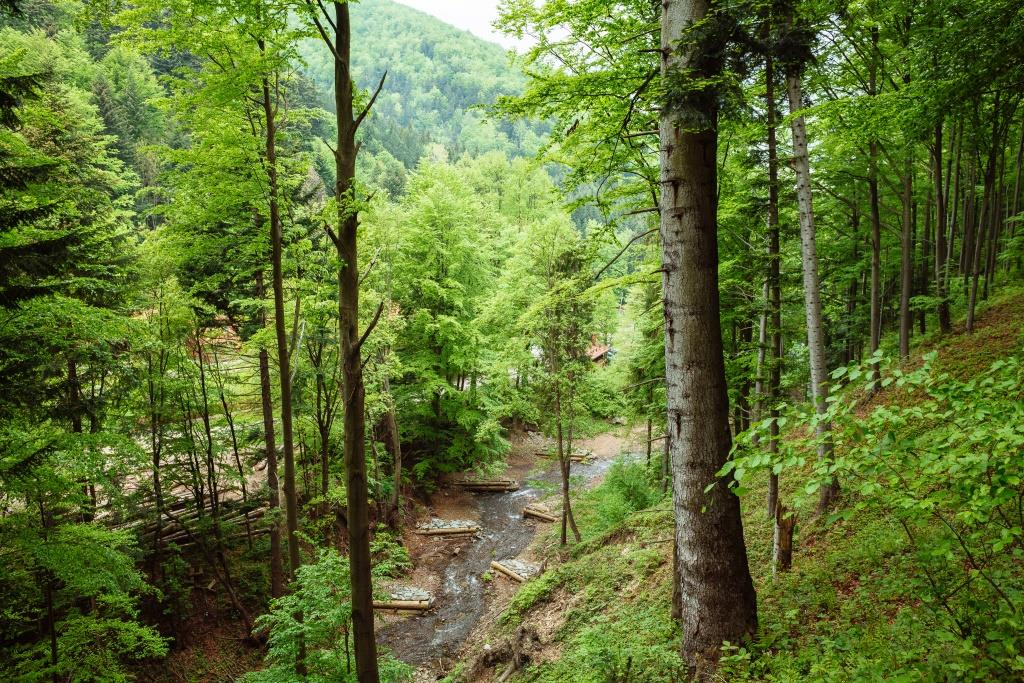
378, 454, 627, 667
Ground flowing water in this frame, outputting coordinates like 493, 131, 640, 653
378, 455, 627, 667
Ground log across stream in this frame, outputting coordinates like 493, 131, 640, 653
377, 452, 629, 667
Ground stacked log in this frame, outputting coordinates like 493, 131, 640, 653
373, 587, 434, 611
414, 518, 480, 536
373, 599, 433, 611
522, 505, 556, 523
490, 561, 527, 583
491, 559, 542, 583
454, 477, 519, 492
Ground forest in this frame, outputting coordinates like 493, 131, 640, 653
0, 0, 1022, 680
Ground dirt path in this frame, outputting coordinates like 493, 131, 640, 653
377, 426, 643, 678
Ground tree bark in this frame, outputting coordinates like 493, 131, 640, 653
867, 26, 883, 380
786, 63, 837, 512
899, 152, 913, 359
259, 66, 300, 583
331, 4, 380, 680
968, 96, 1002, 333
765, 53, 782, 521
256, 270, 284, 599
933, 122, 953, 333
660, 0, 757, 671
1012, 123, 1023, 247
919, 198, 930, 335
382, 375, 402, 527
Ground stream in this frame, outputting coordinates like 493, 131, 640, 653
378, 454, 627, 667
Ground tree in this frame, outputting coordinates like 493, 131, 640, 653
779, 3, 837, 512
660, 0, 757, 670
303, 2, 384, 678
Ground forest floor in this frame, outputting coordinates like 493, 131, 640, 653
456, 287, 1024, 683
382, 426, 646, 682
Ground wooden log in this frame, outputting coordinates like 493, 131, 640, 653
454, 478, 517, 486
414, 526, 479, 536
522, 506, 557, 523
459, 480, 520, 492
490, 561, 527, 583
372, 599, 432, 611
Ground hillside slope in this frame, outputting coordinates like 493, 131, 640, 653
301, 0, 542, 168
463, 290, 1024, 682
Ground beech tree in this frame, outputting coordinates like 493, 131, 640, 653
303, 1, 385, 679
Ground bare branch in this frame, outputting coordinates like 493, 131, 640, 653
324, 223, 340, 250
359, 246, 382, 286
355, 71, 388, 131
354, 301, 385, 354
592, 228, 658, 281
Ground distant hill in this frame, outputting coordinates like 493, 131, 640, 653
300, 0, 545, 168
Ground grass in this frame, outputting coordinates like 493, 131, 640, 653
489, 284, 1024, 682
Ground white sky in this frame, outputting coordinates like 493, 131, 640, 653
392, 0, 528, 51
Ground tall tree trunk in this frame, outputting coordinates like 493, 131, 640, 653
919, 198, 930, 335
947, 125, 962, 287
382, 374, 402, 527
256, 270, 284, 599
565, 390, 581, 542
899, 152, 914, 359
786, 63, 837, 512
660, 0, 757, 670
968, 97, 1002, 332
765, 53, 783, 521
260, 69, 300, 581
330, 4, 380, 680
1012, 123, 1023, 253
933, 122, 953, 333
845, 203, 860, 363
867, 26, 883, 380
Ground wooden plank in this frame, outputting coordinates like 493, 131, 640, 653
459, 480, 520, 492
414, 526, 479, 536
373, 599, 432, 611
522, 506, 557, 523
490, 561, 527, 583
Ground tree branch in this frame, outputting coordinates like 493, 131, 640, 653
592, 228, 658, 281
354, 301, 385, 354
354, 71, 388, 131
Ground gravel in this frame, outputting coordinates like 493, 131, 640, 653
499, 558, 542, 578
416, 517, 480, 531
387, 586, 433, 602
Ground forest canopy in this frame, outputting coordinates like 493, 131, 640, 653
1, 0, 1023, 681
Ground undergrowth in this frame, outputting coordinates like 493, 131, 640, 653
495, 288, 1024, 682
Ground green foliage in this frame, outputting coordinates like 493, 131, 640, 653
245, 550, 412, 683
0, 518, 167, 681
300, 0, 542, 169
369, 525, 412, 579
501, 478, 681, 681
730, 336, 1024, 677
